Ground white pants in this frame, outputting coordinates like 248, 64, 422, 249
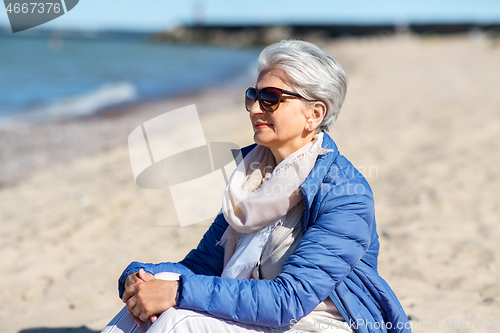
101, 306, 298, 333
103, 273, 348, 333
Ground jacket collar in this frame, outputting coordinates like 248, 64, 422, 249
299, 132, 339, 231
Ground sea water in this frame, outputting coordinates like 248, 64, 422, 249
0, 33, 261, 121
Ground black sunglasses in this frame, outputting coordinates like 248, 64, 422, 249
245, 87, 310, 112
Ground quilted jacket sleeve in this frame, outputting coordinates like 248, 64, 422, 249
118, 213, 228, 298
177, 181, 374, 328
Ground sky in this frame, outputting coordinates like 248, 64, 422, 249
1, 0, 500, 33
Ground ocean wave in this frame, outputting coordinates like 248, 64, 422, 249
2, 82, 138, 124
33, 82, 137, 117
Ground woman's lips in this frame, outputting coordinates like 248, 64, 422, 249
255, 123, 272, 129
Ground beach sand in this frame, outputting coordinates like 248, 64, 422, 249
0, 34, 499, 333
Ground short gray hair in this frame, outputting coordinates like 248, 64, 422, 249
257, 40, 347, 132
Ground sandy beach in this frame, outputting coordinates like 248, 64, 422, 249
1, 34, 499, 333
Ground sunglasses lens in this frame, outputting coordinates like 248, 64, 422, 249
259, 88, 281, 112
245, 88, 257, 111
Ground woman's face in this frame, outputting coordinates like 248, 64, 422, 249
249, 69, 311, 162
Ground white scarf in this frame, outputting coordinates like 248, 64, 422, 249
220, 132, 331, 279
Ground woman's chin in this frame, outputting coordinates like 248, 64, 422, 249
253, 133, 274, 148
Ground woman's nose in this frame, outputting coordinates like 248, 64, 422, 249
249, 99, 264, 115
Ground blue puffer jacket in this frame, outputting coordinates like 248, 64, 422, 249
119, 132, 411, 333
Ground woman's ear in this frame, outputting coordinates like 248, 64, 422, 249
307, 101, 326, 131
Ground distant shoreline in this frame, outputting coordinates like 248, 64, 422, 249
2, 22, 499, 46
151, 22, 500, 46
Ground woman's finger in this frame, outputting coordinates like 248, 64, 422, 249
139, 311, 150, 323
122, 284, 137, 303
127, 308, 143, 327
138, 268, 155, 282
124, 270, 146, 289
131, 300, 143, 322
125, 295, 137, 314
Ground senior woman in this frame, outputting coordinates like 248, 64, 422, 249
112, 40, 410, 333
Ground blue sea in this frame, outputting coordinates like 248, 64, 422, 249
0, 34, 261, 121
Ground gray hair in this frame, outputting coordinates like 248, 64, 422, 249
257, 40, 348, 132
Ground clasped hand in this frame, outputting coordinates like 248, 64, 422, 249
122, 269, 178, 326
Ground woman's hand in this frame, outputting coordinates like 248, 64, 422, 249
123, 269, 157, 326
124, 268, 155, 289
122, 269, 178, 325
